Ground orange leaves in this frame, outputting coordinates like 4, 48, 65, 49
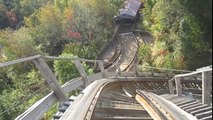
64, 7, 74, 21
67, 29, 81, 39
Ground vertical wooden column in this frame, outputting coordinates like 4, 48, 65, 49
175, 77, 182, 96
33, 57, 68, 102
168, 80, 175, 94
134, 64, 139, 77
73, 59, 90, 86
97, 61, 107, 78
202, 71, 211, 105
116, 63, 122, 76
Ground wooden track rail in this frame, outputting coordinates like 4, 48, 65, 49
0, 55, 211, 120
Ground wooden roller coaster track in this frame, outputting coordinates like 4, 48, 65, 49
0, 0, 212, 120
0, 55, 211, 120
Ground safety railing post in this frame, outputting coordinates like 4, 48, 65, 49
134, 64, 139, 77
97, 61, 107, 78
202, 71, 212, 105
175, 77, 182, 96
73, 59, 90, 86
33, 57, 68, 102
168, 80, 175, 94
116, 63, 122, 76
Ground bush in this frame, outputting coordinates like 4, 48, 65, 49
54, 52, 93, 84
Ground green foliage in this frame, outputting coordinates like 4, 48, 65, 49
25, 4, 67, 55
41, 103, 58, 120
0, 27, 40, 61
54, 0, 68, 12
20, 0, 52, 16
0, 67, 50, 120
103, 0, 125, 13
0, 1, 125, 120
142, 0, 212, 70
138, 43, 152, 65
0, 0, 7, 29
53, 53, 79, 84
54, 52, 93, 84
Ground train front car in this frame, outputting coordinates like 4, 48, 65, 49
113, 0, 143, 25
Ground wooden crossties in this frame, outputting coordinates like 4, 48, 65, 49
1, 55, 212, 120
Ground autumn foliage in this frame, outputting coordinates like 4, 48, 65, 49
67, 29, 81, 39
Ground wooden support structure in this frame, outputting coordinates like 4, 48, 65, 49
73, 59, 90, 86
97, 61, 107, 78
1, 55, 210, 120
116, 63, 122, 76
202, 71, 212, 105
168, 80, 175, 94
175, 77, 182, 97
33, 57, 68, 102
134, 64, 139, 77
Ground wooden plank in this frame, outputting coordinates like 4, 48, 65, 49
135, 94, 164, 120
168, 80, 175, 94
138, 66, 191, 73
202, 71, 212, 105
116, 63, 122, 76
73, 60, 90, 85
197, 66, 212, 71
16, 76, 88, 120
94, 116, 153, 120
134, 64, 139, 76
181, 80, 202, 84
33, 58, 68, 101
97, 61, 107, 78
175, 77, 182, 96
0, 55, 41, 67
175, 69, 212, 78
62, 77, 84, 94
15, 92, 57, 120
88, 73, 103, 82
59, 79, 113, 120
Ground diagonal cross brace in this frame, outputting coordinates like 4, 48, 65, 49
73, 59, 90, 86
33, 57, 68, 102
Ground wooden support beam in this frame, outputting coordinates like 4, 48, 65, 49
175, 77, 182, 96
116, 63, 122, 76
168, 80, 175, 94
73, 60, 90, 86
33, 57, 68, 102
15, 92, 57, 120
134, 64, 139, 77
202, 71, 212, 105
97, 61, 107, 78
0, 55, 41, 67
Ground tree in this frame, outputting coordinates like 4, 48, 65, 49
25, 4, 67, 55
54, 52, 93, 84
142, 0, 212, 70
